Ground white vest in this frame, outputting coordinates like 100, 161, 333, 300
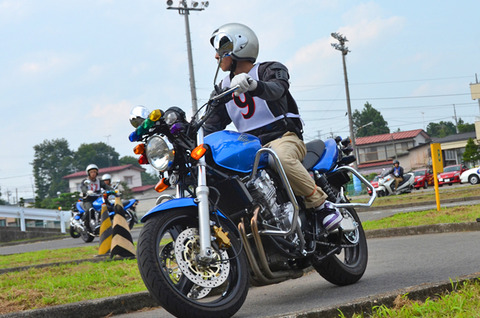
221, 64, 300, 133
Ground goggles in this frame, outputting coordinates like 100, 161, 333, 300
211, 32, 234, 57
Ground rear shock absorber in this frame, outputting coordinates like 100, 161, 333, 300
314, 171, 337, 202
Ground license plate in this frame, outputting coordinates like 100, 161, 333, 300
444, 178, 450, 182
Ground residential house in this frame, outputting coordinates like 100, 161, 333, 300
432, 131, 477, 166
63, 164, 146, 193
355, 129, 431, 175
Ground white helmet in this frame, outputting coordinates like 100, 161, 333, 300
210, 23, 259, 62
101, 174, 111, 181
85, 164, 99, 175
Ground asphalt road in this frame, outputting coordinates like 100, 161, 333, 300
113, 231, 480, 317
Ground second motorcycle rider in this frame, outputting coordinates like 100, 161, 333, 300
204, 23, 343, 231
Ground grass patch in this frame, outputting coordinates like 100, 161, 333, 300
345, 278, 480, 318
353, 185, 480, 207
0, 246, 99, 269
0, 259, 144, 315
362, 205, 480, 231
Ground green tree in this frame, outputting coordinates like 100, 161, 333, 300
462, 138, 480, 165
74, 142, 120, 170
36, 192, 81, 210
0, 186, 7, 205
426, 121, 457, 138
457, 118, 476, 134
353, 102, 389, 137
32, 139, 74, 199
119, 155, 142, 168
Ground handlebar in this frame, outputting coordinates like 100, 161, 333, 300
210, 85, 240, 103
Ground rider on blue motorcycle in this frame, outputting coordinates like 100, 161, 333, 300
72, 164, 112, 226
205, 23, 342, 231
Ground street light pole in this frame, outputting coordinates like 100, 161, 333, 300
331, 32, 356, 168
167, 1, 209, 118
354, 121, 373, 165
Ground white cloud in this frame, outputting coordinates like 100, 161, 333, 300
19, 52, 82, 76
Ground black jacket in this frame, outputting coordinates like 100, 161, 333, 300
204, 61, 303, 144
387, 166, 404, 178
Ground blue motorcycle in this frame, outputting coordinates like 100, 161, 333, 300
69, 188, 138, 243
129, 86, 376, 317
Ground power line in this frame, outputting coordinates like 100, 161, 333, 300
296, 93, 471, 102
300, 102, 478, 113
291, 75, 473, 89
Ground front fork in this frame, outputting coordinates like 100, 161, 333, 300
195, 128, 214, 262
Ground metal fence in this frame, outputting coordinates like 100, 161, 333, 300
0, 206, 70, 233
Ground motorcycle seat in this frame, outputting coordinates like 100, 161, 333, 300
398, 174, 412, 187
302, 139, 326, 170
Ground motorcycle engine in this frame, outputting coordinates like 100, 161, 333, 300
247, 170, 294, 232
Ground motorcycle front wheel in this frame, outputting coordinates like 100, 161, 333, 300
137, 208, 249, 318
312, 206, 368, 286
81, 216, 94, 243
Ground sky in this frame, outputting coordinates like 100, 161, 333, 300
1, 0, 480, 203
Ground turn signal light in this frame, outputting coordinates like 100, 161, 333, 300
149, 109, 163, 121
155, 178, 170, 193
133, 144, 145, 155
191, 144, 207, 160
138, 154, 149, 165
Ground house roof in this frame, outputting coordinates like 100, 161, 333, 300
355, 129, 428, 146
131, 184, 155, 193
63, 164, 145, 179
358, 160, 394, 169
431, 131, 476, 144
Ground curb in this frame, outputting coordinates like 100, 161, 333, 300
357, 195, 480, 212
365, 221, 480, 239
1, 291, 158, 318
273, 272, 480, 318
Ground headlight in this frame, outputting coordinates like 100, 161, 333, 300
164, 111, 178, 125
108, 194, 116, 205
146, 135, 175, 171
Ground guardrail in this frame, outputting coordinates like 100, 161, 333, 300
0, 206, 71, 233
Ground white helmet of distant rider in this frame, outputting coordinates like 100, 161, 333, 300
86, 164, 99, 176
101, 173, 111, 181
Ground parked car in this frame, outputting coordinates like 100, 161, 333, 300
460, 167, 480, 185
413, 169, 434, 189
437, 164, 467, 186
367, 175, 380, 195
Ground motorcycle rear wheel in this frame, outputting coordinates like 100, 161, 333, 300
137, 208, 249, 318
312, 207, 368, 286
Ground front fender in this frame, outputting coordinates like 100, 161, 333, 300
141, 197, 228, 223
141, 198, 197, 222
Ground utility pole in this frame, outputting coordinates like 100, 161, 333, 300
453, 104, 459, 133
331, 32, 356, 168
354, 122, 373, 164
166, 1, 209, 118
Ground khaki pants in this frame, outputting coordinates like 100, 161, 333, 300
394, 176, 403, 191
265, 132, 327, 209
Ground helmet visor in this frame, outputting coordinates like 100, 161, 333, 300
211, 32, 234, 57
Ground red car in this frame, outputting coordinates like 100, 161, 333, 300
413, 169, 434, 189
367, 175, 380, 195
437, 164, 467, 186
